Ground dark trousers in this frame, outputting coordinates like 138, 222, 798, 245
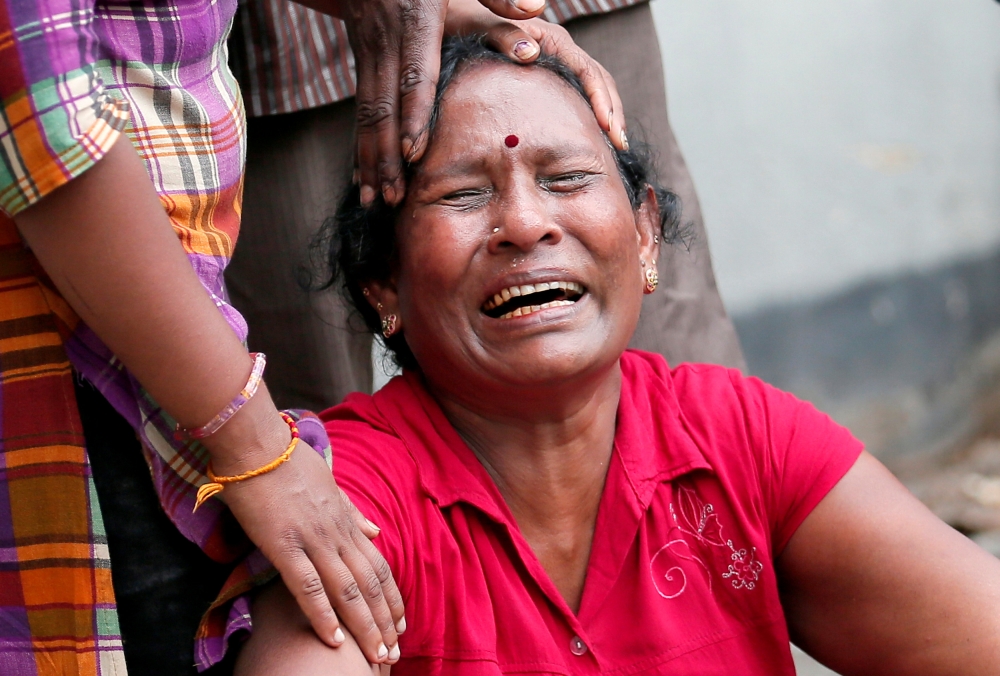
78, 379, 236, 676
226, 1, 745, 413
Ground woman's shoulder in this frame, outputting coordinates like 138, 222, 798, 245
318, 375, 424, 497
620, 348, 860, 481
621, 349, 776, 419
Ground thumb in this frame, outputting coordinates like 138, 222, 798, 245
477, 0, 547, 21
484, 22, 541, 63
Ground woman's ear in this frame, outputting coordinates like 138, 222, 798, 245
635, 184, 661, 267
361, 279, 404, 337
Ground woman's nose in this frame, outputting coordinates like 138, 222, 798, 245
488, 181, 563, 254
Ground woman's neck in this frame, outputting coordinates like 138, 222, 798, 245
431, 366, 621, 612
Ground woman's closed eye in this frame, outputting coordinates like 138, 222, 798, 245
539, 171, 599, 193
437, 186, 493, 209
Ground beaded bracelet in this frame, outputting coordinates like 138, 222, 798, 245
193, 412, 300, 512
175, 352, 267, 441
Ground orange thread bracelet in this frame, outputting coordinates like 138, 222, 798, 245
193, 412, 300, 512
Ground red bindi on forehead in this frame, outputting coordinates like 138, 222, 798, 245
504, 134, 519, 148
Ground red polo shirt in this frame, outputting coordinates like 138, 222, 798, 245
322, 351, 863, 675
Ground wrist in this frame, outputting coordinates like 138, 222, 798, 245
200, 382, 292, 476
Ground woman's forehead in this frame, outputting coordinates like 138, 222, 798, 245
438, 63, 599, 139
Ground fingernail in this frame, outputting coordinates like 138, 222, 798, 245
377, 643, 389, 661
366, 518, 381, 534
395, 616, 407, 634
360, 184, 375, 205
401, 137, 415, 162
333, 627, 345, 644
388, 643, 400, 662
516, 0, 545, 12
513, 40, 538, 60
620, 129, 629, 151
607, 110, 614, 130
383, 182, 402, 206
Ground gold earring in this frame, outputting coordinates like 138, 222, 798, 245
643, 263, 659, 294
381, 314, 398, 338
362, 288, 370, 297
376, 301, 383, 312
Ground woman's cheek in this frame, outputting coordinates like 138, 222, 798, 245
400, 215, 482, 315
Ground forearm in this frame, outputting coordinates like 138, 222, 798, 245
16, 134, 405, 659
14, 137, 286, 468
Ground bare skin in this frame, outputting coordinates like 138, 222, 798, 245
778, 451, 1000, 675
239, 62, 1000, 674
13, 0, 629, 665
15, 139, 404, 664
297, 0, 627, 206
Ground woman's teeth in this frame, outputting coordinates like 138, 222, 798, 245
498, 299, 575, 319
483, 281, 584, 312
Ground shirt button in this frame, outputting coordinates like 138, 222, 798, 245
569, 636, 587, 656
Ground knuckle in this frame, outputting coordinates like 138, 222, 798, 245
398, 63, 426, 95
363, 570, 385, 602
399, 0, 422, 25
371, 554, 393, 584
275, 529, 306, 557
356, 97, 395, 130
338, 579, 365, 605
300, 574, 327, 600
335, 515, 359, 542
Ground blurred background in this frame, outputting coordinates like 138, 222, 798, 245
650, 0, 1000, 672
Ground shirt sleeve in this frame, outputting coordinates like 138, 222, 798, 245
0, 0, 130, 217
738, 374, 865, 555
326, 413, 419, 602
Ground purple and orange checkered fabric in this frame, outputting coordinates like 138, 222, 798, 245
0, 0, 336, 673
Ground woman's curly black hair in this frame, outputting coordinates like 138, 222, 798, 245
316, 35, 685, 372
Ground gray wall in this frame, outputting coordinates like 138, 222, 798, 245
651, 0, 1000, 315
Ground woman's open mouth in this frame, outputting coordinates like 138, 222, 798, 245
482, 281, 586, 319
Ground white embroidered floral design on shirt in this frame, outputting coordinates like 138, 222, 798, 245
651, 486, 763, 598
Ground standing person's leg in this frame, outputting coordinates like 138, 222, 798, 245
78, 380, 235, 676
565, 3, 746, 370
226, 101, 372, 411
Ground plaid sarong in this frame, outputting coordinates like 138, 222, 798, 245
0, 224, 127, 675
0, 0, 320, 673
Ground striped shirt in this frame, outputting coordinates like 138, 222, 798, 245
229, 0, 647, 118
0, 0, 330, 673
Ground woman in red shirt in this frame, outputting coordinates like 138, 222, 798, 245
233, 38, 1000, 675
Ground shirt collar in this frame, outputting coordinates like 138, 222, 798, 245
372, 351, 712, 520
